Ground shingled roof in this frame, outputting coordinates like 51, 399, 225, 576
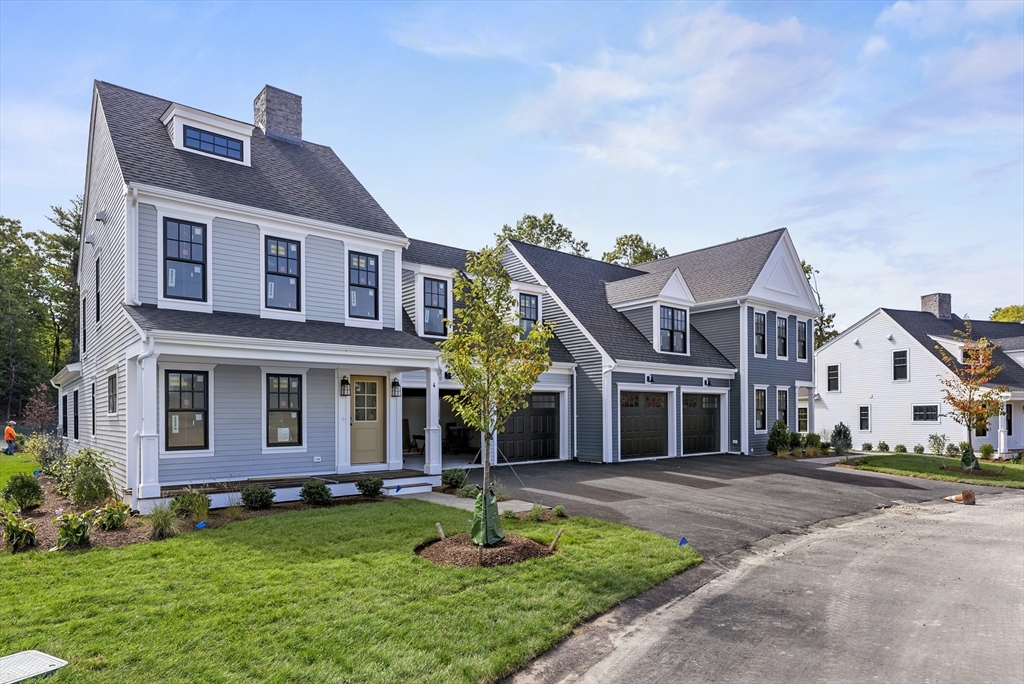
604, 270, 679, 306
637, 228, 785, 303
510, 241, 733, 370
95, 81, 406, 239
882, 309, 1024, 390
403, 238, 470, 271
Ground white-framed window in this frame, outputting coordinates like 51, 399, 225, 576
798, 407, 808, 433
797, 321, 808, 361
158, 363, 216, 457
892, 349, 909, 381
423, 277, 448, 336
754, 385, 768, 433
344, 242, 385, 329
106, 373, 117, 415
859, 405, 870, 432
156, 205, 215, 314
777, 388, 789, 427
827, 364, 840, 392
776, 315, 788, 360
260, 367, 308, 453
754, 311, 767, 357
912, 405, 938, 422
659, 306, 688, 354
260, 226, 306, 322
510, 282, 545, 337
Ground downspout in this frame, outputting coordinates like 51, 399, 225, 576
132, 335, 155, 509
737, 298, 748, 455
571, 365, 577, 461
127, 186, 141, 306
601, 361, 617, 462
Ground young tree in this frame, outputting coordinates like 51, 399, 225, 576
934, 319, 1006, 470
440, 242, 553, 546
21, 383, 58, 431
601, 234, 669, 266
801, 261, 838, 348
29, 196, 82, 375
497, 213, 589, 257
990, 304, 1024, 323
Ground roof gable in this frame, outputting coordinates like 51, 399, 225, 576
746, 230, 820, 316
605, 269, 695, 308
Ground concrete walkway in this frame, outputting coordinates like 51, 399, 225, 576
405, 490, 538, 514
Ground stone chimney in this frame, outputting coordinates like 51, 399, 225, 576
254, 85, 302, 144
921, 293, 952, 319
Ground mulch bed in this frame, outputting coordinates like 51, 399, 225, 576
938, 465, 1005, 478
416, 532, 553, 567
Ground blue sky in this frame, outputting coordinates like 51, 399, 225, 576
1, 0, 1021, 329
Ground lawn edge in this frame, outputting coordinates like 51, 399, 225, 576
837, 461, 1024, 489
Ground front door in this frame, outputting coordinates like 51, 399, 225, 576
351, 376, 385, 464
683, 394, 720, 454
620, 392, 668, 458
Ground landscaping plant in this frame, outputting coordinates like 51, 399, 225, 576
1, 511, 37, 551
441, 468, 468, 490
804, 433, 822, 449
913, 445, 925, 454
71, 463, 113, 507
877, 441, 889, 452
894, 444, 907, 453
1, 472, 43, 512
93, 501, 131, 531
979, 443, 995, 459
26, 431, 65, 474
457, 484, 478, 499
553, 505, 567, 518
946, 443, 961, 457
54, 448, 113, 499
831, 422, 852, 456
241, 484, 275, 510
862, 443, 873, 452
355, 477, 384, 498
172, 490, 211, 522
766, 420, 790, 454
928, 433, 948, 455
53, 510, 92, 549
299, 479, 333, 506
527, 504, 544, 522
501, 508, 517, 520
788, 431, 804, 452
145, 502, 180, 540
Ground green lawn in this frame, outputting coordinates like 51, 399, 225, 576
0, 499, 699, 683
846, 453, 1024, 489
0, 451, 39, 490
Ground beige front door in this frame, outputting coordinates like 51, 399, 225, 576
351, 376, 386, 464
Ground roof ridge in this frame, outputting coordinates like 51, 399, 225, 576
644, 227, 787, 267
508, 239, 645, 275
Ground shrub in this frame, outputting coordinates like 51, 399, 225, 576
241, 484, 275, 510
54, 448, 113, 499
15, 434, 27, 449
766, 420, 790, 454
553, 504, 567, 518
788, 432, 804, 451
946, 443, 960, 457
1, 473, 43, 512
913, 444, 924, 454
804, 446, 822, 457
527, 504, 544, 522
53, 511, 92, 549
172, 489, 211, 521
146, 502, 180, 540
821, 443, 831, 455
501, 508, 518, 520
27, 431, 65, 475
804, 433, 821, 449
894, 444, 908, 453
227, 505, 243, 520
71, 464, 113, 507
1, 512, 37, 551
457, 484, 478, 499
93, 501, 131, 531
355, 477, 384, 498
831, 422, 852, 456
862, 443, 873, 452
491, 479, 512, 502
979, 443, 995, 459
958, 441, 971, 453
441, 468, 468, 490
300, 479, 333, 506
928, 434, 948, 456
877, 441, 890, 452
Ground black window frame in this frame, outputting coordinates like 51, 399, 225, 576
266, 374, 303, 447
163, 218, 207, 302
660, 306, 687, 354
107, 374, 117, 414
754, 313, 766, 355
912, 405, 938, 422
976, 405, 988, 436
81, 296, 87, 355
892, 350, 908, 381
264, 236, 301, 312
827, 365, 840, 392
859, 405, 870, 431
755, 388, 767, 431
797, 321, 807, 360
91, 383, 96, 436
183, 124, 244, 161
519, 293, 539, 337
777, 316, 788, 358
95, 257, 101, 322
348, 251, 378, 320
423, 277, 448, 336
1008, 404, 1013, 436
164, 370, 209, 451
73, 390, 79, 440
777, 389, 788, 427
798, 406, 808, 433
62, 394, 68, 437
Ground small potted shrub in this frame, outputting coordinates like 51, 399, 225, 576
241, 484, 275, 510
300, 479, 333, 506
355, 477, 384, 498
1, 472, 43, 512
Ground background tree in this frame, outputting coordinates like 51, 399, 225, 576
497, 213, 589, 257
20, 383, 58, 431
601, 234, 669, 266
801, 261, 838, 348
934, 319, 1006, 470
990, 304, 1024, 323
29, 196, 82, 376
440, 242, 553, 546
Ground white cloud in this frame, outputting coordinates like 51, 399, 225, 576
876, 0, 1023, 36
860, 35, 889, 59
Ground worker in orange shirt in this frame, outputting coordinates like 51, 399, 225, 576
4, 421, 16, 455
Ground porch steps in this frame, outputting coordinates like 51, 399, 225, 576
384, 482, 435, 496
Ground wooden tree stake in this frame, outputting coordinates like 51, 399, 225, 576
435, 522, 445, 540
549, 528, 564, 552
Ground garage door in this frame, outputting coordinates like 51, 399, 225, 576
620, 392, 668, 458
683, 394, 720, 454
498, 393, 560, 462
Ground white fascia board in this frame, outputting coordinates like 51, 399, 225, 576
744, 297, 821, 320
131, 183, 409, 251
159, 103, 255, 137
51, 363, 83, 387
613, 360, 736, 379
746, 231, 821, 317
814, 308, 884, 355
545, 362, 577, 373
661, 269, 696, 307
404, 262, 459, 278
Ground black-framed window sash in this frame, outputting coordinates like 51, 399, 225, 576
777, 317, 788, 357
660, 306, 687, 353
183, 125, 243, 161
95, 257, 101, 322
754, 313, 766, 355
73, 390, 79, 440
423, 277, 447, 336
165, 371, 208, 451
797, 321, 807, 359
82, 296, 87, 354
1007, 404, 1013, 436
107, 374, 117, 413
520, 294, 538, 336
777, 390, 788, 426
164, 218, 207, 301
265, 237, 300, 311
798, 407, 808, 433
860, 406, 870, 431
827, 365, 839, 391
267, 374, 302, 446
348, 252, 378, 319
91, 383, 96, 436
893, 350, 908, 381
62, 394, 68, 437
912, 405, 938, 421
755, 389, 766, 431
976, 405, 988, 436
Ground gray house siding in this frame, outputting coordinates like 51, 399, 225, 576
747, 308, 814, 453
502, 248, 540, 285
306, 235, 345, 323
382, 249, 396, 329
401, 269, 415, 329
137, 203, 158, 305
692, 307, 741, 452
212, 217, 260, 315
159, 364, 336, 484
622, 306, 654, 345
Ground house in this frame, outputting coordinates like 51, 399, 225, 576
813, 293, 1024, 456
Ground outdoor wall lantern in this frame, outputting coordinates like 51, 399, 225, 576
391, 378, 402, 398
340, 376, 351, 397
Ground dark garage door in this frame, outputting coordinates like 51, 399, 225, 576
683, 394, 720, 454
498, 393, 560, 462
620, 392, 668, 458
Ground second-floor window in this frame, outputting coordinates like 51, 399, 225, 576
266, 237, 300, 311
827, 365, 840, 392
349, 252, 377, 319
183, 125, 243, 161
519, 294, 538, 336
754, 313, 766, 355
81, 296, 87, 354
423, 278, 447, 336
95, 257, 101, 322
893, 350, 908, 381
777, 317, 788, 358
913, 405, 938, 421
164, 219, 206, 301
797, 321, 807, 360
660, 306, 687, 353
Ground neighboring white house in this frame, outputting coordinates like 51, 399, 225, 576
814, 293, 1024, 456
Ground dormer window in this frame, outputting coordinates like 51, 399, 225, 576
184, 125, 243, 161
660, 306, 687, 354
520, 294, 539, 336
423, 278, 447, 336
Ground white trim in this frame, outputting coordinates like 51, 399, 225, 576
912, 403, 942, 423
105, 367, 118, 416
776, 315, 789, 361
612, 360, 736, 379
739, 302, 749, 454
653, 304, 691, 357
680, 386, 730, 456
155, 205, 215, 314
796, 319, 809, 363
616, 382, 678, 461
826, 362, 841, 392
511, 285, 544, 334
259, 226, 307, 322
393, 250, 402, 331
892, 348, 910, 383
753, 309, 768, 358
858, 404, 871, 433
160, 103, 253, 167
344, 242, 385, 329
416, 272, 453, 338
260, 366, 309, 454
90, 378, 97, 437
157, 362, 217, 458
815, 308, 884, 355
753, 384, 769, 434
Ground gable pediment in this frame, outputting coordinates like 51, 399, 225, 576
605, 268, 695, 310
747, 231, 819, 316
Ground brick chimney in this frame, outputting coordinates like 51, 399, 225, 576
254, 85, 302, 144
921, 293, 952, 319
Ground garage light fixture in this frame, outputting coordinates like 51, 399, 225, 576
340, 376, 351, 397
391, 378, 402, 398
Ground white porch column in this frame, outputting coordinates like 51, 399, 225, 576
138, 354, 161, 499
997, 401, 1008, 457
490, 430, 498, 466
424, 367, 442, 475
